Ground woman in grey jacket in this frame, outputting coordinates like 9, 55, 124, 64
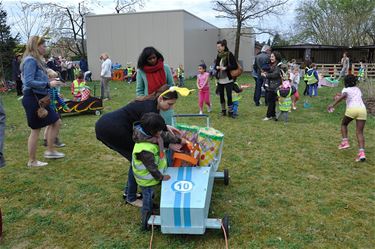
262, 51, 282, 120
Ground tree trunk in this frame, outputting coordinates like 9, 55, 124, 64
234, 21, 241, 61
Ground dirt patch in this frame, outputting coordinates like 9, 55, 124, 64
364, 98, 375, 116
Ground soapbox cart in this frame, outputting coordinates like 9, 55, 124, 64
144, 114, 230, 237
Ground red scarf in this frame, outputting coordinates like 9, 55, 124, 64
143, 59, 167, 95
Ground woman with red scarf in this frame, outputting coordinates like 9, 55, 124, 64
136, 47, 174, 124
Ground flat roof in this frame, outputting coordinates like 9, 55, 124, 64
86, 9, 218, 29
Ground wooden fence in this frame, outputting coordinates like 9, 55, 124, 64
316, 63, 375, 78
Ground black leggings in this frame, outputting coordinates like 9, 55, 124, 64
266, 90, 277, 118
217, 82, 234, 110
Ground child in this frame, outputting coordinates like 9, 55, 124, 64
358, 60, 365, 81
196, 64, 211, 114
177, 64, 185, 87
126, 64, 133, 84
231, 82, 242, 118
303, 64, 310, 96
276, 80, 296, 123
131, 113, 171, 227
290, 67, 300, 110
305, 63, 319, 97
44, 69, 70, 147
327, 75, 367, 162
71, 72, 86, 101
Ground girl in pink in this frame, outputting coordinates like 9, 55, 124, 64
196, 64, 211, 114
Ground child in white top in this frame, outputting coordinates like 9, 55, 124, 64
328, 75, 367, 162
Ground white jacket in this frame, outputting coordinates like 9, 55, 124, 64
101, 58, 112, 78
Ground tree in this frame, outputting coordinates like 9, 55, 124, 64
271, 33, 290, 47
212, 0, 288, 60
22, 1, 92, 58
113, 0, 146, 13
295, 0, 375, 46
0, 2, 17, 81
10, 2, 53, 42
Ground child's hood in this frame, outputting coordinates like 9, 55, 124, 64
132, 122, 159, 144
307, 68, 315, 75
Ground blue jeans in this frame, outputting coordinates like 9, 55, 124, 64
178, 77, 184, 87
308, 83, 318, 97
232, 101, 239, 115
253, 76, 263, 105
125, 166, 138, 202
141, 186, 154, 213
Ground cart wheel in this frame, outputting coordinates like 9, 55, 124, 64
95, 110, 101, 116
141, 211, 151, 231
224, 169, 229, 185
222, 215, 229, 239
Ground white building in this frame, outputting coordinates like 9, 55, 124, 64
86, 10, 255, 79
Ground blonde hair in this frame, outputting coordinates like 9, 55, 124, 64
47, 68, 58, 79
21, 36, 46, 72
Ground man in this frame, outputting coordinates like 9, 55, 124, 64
0, 99, 5, 168
100, 53, 112, 100
253, 45, 271, 106
12, 54, 22, 96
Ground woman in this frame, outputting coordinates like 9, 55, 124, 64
95, 86, 185, 207
215, 39, 238, 117
21, 36, 65, 167
136, 47, 174, 124
262, 51, 282, 121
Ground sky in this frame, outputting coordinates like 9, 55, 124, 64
3, 0, 297, 42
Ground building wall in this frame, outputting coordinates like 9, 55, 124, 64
86, 11, 184, 80
182, 12, 219, 78
86, 10, 255, 80
219, 28, 255, 71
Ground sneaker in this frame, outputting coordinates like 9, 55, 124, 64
338, 140, 350, 150
207, 106, 212, 113
127, 199, 143, 207
293, 106, 297, 110
27, 160, 48, 167
44, 151, 65, 159
355, 151, 366, 162
263, 117, 272, 121
199, 110, 203, 115
123, 193, 142, 200
54, 138, 66, 148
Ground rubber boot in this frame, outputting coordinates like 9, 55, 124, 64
221, 103, 227, 116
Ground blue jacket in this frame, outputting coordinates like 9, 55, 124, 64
21, 56, 49, 95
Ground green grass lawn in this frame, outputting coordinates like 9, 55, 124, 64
0, 76, 374, 249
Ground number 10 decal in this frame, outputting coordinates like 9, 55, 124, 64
172, 180, 193, 192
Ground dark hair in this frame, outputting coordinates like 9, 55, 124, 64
217, 39, 229, 51
133, 84, 178, 102
161, 90, 178, 100
271, 51, 282, 62
199, 63, 207, 71
137, 47, 164, 69
77, 72, 84, 80
344, 74, 357, 88
140, 113, 166, 136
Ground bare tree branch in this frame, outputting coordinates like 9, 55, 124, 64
212, 0, 288, 59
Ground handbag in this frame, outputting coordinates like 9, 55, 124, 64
228, 54, 243, 78
34, 94, 50, 119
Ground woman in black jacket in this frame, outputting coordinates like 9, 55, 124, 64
261, 51, 282, 120
215, 39, 238, 117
